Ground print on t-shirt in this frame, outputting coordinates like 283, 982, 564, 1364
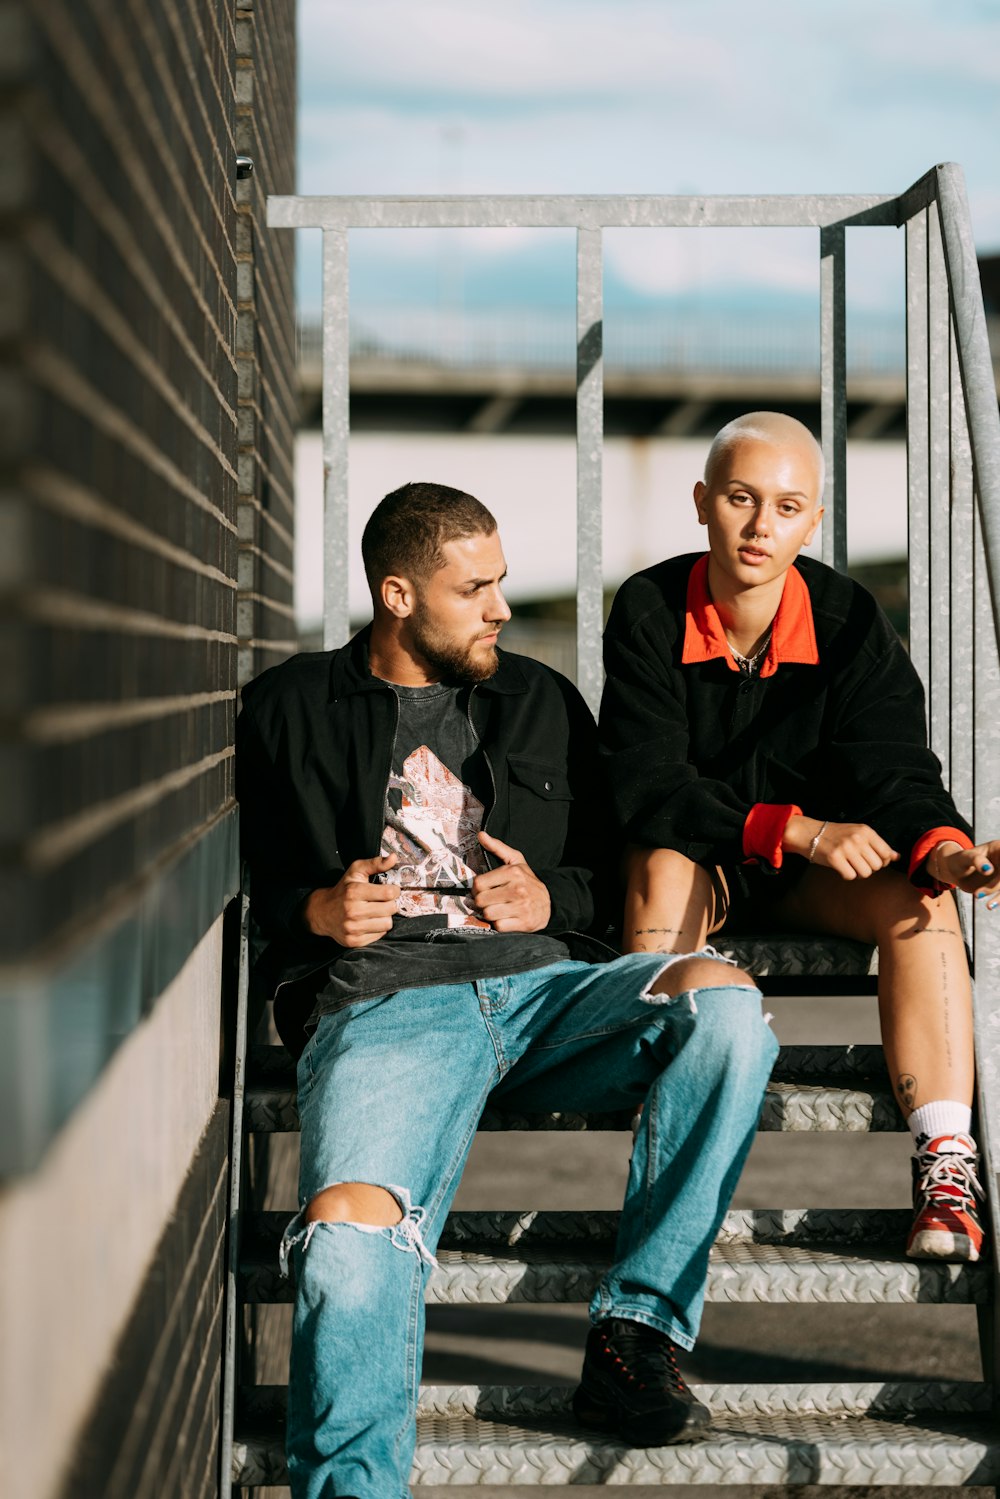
381, 743, 490, 928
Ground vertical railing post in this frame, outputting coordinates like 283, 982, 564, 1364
947, 327, 975, 1293
819, 225, 847, 573
927, 201, 952, 781
576, 227, 604, 716
322, 229, 351, 650
936, 161, 1000, 1394
905, 209, 931, 697
972, 500, 1000, 1389
936, 163, 1000, 639
948, 321, 974, 827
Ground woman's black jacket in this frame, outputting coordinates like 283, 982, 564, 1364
599, 553, 971, 872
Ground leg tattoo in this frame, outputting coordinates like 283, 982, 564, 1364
631, 927, 687, 954
897, 1074, 917, 1111
939, 951, 955, 1072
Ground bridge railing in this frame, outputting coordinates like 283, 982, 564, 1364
296, 306, 910, 379
269, 167, 1000, 1324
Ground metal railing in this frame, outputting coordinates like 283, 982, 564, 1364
268, 176, 996, 698
269, 170, 1000, 1369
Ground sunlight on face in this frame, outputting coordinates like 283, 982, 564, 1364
410, 531, 512, 683
694, 437, 824, 595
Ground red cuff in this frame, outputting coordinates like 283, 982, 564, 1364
909, 825, 975, 891
742, 803, 802, 870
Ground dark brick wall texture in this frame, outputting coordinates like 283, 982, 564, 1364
236, 0, 298, 685
2, 0, 296, 965
1, 0, 296, 1492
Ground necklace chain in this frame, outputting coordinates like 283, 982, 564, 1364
727, 626, 772, 674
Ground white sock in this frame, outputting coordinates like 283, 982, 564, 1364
908, 1100, 973, 1151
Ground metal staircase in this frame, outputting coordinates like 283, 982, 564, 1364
226, 939, 997, 1489
222, 164, 1000, 1490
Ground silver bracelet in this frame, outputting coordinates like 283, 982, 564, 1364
930, 844, 955, 887
808, 820, 829, 863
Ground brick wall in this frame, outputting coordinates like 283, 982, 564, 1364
0, 0, 296, 1493
236, 0, 298, 685
1, 0, 296, 1167
4, 0, 239, 961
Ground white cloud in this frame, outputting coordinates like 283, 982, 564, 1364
294, 0, 1000, 309
604, 228, 819, 299
299, 0, 725, 105
859, 8, 1000, 87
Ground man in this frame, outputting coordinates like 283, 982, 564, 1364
236, 481, 777, 1498
600, 411, 994, 1266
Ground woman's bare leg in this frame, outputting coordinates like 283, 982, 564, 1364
622, 847, 726, 955
772, 866, 974, 1113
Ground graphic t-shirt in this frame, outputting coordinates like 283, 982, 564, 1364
380, 682, 492, 928
311, 679, 571, 1023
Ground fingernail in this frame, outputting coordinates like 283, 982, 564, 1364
982, 863, 993, 874
977, 891, 987, 900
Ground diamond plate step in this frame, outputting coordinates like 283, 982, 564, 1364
233, 1383, 998, 1488
245, 1044, 899, 1134
241, 1208, 988, 1306
440, 1206, 913, 1246
719, 933, 877, 977
759, 1080, 899, 1132
480, 1082, 901, 1133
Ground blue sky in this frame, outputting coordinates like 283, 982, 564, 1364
295, 0, 1000, 319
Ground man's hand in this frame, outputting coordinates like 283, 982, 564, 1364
784, 816, 898, 880
931, 839, 1000, 907
301, 854, 400, 946
473, 830, 552, 932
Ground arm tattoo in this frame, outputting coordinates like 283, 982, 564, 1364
633, 928, 683, 936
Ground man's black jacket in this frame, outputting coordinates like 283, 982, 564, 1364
236, 627, 610, 1036
600, 553, 971, 872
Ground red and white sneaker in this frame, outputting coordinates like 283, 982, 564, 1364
907, 1133, 985, 1262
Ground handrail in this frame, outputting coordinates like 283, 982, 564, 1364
935, 164, 1000, 638
928, 164, 1000, 1387
269, 191, 899, 231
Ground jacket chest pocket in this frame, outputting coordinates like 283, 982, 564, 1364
506, 755, 573, 853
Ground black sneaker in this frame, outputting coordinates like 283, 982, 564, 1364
572, 1317, 710, 1446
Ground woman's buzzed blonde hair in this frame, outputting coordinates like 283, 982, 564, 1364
704, 411, 826, 500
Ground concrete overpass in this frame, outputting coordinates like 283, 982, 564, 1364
295, 306, 1000, 440
322, 356, 910, 440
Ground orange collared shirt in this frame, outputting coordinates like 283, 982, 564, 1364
681, 553, 819, 677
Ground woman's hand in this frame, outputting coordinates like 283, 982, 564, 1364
931, 839, 1000, 907
783, 816, 898, 880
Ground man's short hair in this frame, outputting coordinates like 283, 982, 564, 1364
361, 481, 497, 595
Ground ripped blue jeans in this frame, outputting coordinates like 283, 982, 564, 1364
281, 952, 777, 1499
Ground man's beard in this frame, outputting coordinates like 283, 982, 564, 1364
410, 611, 502, 684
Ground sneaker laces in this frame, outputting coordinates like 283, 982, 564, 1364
600, 1319, 690, 1395
914, 1146, 985, 1211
